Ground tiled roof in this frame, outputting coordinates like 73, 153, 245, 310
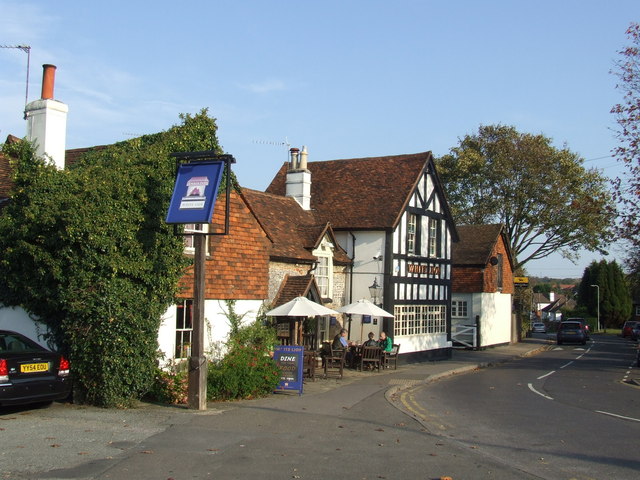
65, 145, 108, 167
452, 224, 506, 266
272, 275, 318, 307
242, 188, 351, 265
265, 152, 432, 230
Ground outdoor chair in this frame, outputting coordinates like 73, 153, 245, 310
324, 347, 347, 379
383, 344, 400, 370
303, 350, 317, 381
359, 346, 382, 372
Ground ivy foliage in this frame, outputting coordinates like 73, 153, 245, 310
0, 110, 232, 407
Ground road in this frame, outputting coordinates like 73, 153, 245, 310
396, 334, 640, 480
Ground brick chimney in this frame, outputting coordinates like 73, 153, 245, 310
285, 146, 311, 210
25, 64, 68, 170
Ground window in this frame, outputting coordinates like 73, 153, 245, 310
183, 224, 208, 254
175, 299, 193, 359
636, 305, 640, 316
313, 239, 334, 298
407, 213, 417, 254
497, 253, 503, 290
428, 217, 439, 257
393, 305, 447, 336
451, 300, 468, 318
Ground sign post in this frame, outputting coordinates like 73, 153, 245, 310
166, 151, 235, 410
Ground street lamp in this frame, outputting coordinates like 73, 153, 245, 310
369, 278, 383, 306
590, 284, 600, 332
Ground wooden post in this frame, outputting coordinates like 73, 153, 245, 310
188, 232, 207, 410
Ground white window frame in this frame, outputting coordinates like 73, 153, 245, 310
393, 304, 447, 336
407, 213, 417, 255
428, 217, 438, 257
313, 239, 334, 299
183, 224, 209, 255
451, 300, 468, 318
175, 299, 193, 359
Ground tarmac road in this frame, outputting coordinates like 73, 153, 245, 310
1, 339, 556, 480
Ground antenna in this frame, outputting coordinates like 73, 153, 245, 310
252, 137, 291, 162
1, 45, 31, 118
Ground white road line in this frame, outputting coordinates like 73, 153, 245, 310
560, 361, 574, 369
528, 383, 553, 400
596, 410, 640, 423
537, 371, 555, 380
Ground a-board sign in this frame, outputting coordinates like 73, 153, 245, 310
166, 161, 225, 224
274, 345, 304, 395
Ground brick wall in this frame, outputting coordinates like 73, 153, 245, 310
178, 191, 270, 300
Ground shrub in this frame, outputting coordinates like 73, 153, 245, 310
146, 367, 189, 405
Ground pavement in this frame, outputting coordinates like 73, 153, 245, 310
1, 337, 556, 480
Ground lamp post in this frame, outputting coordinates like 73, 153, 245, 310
369, 278, 383, 307
590, 284, 600, 332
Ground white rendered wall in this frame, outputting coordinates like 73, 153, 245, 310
158, 299, 264, 364
476, 292, 512, 347
0, 305, 50, 348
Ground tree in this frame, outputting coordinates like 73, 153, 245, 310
578, 260, 631, 328
436, 124, 614, 270
0, 110, 229, 407
611, 23, 640, 289
611, 23, 640, 248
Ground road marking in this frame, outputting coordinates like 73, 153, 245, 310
528, 383, 553, 400
560, 361, 574, 369
537, 371, 555, 380
595, 410, 640, 423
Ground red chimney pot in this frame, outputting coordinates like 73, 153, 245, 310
41, 64, 57, 100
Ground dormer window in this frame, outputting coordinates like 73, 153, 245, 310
313, 239, 334, 299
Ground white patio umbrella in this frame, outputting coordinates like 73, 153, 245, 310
265, 296, 339, 317
338, 299, 394, 343
337, 298, 394, 318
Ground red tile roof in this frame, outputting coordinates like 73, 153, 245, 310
265, 152, 432, 230
452, 224, 511, 266
242, 188, 351, 265
272, 274, 318, 307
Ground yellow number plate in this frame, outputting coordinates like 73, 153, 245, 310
21, 363, 49, 373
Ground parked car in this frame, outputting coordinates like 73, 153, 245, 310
557, 320, 587, 345
622, 321, 639, 338
565, 317, 589, 339
0, 330, 71, 407
631, 323, 640, 341
532, 322, 546, 333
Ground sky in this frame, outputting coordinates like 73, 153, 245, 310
1, 0, 638, 279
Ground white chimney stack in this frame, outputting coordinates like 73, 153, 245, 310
25, 64, 68, 170
285, 146, 311, 210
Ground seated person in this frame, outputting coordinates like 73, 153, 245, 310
362, 331, 378, 347
378, 331, 393, 353
332, 328, 349, 350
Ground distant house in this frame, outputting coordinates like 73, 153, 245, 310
451, 224, 515, 348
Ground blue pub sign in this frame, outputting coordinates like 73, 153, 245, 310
166, 160, 225, 224
274, 345, 304, 395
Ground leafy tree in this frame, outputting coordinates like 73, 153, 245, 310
0, 110, 229, 407
578, 260, 631, 328
436, 125, 614, 270
611, 23, 640, 250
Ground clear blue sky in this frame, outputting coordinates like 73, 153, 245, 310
1, 0, 638, 279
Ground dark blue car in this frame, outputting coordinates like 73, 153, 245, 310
0, 330, 71, 407
557, 321, 587, 345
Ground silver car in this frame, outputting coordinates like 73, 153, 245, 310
531, 322, 546, 333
